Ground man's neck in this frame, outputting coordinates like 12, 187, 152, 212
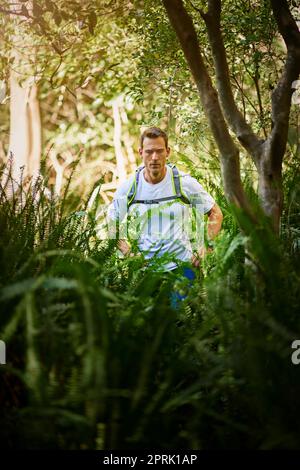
143, 166, 167, 184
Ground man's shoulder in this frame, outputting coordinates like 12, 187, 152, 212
178, 170, 199, 187
178, 169, 191, 178
176, 168, 215, 211
178, 170, 212, 197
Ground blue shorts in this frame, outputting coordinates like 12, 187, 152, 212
169, 266, 196, 310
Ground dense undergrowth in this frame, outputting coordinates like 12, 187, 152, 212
0, 163, 300, 450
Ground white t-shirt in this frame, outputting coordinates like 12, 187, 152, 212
107, 165, 215, 270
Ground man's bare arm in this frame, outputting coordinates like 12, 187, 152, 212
191, 203, 223, 267
207, 203, 223, 240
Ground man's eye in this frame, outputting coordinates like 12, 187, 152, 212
145, 150, 164, 155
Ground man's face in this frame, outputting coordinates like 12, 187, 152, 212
139, 136, 170, 181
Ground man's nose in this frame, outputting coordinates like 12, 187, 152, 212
151, 152, 159, 159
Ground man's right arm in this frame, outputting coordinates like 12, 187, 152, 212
117, 239, 132, 256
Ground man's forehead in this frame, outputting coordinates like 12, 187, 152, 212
142, 136, 167, 149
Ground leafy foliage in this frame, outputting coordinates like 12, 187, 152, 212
0, 0, 300, 450
1, 165, 300, 449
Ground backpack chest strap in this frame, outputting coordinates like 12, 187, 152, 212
127, 164, 190, 208
131, 195, 187, 205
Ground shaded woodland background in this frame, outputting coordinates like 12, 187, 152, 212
0, 0, 300, 449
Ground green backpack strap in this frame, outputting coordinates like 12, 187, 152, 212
127, 165, 144, 208
168, 163, 190, 205
127, 163, 190, 208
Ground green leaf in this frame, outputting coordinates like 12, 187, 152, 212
99, 287, 118, 302
2, 302, 24, 342
222, 234, 246, 264
0, 279, 37, 301
42, 277, 79, 290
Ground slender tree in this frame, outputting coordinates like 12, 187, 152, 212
162, 0, 300, 232
6, 1, 42, 182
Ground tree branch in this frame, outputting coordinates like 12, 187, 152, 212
267, 0, 300, 169
162, 0, 255, 219
0, 7, 32, 18
271, 0, 300, 49
202, 0, 263, 164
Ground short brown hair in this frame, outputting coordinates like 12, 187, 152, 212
140, 127, 168, 149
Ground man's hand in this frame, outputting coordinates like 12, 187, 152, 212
118, 239, 141, 258
191, 246, 214, 267
118, 239, 131, 256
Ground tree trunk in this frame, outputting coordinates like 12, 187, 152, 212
28, 83, 42, 177
7, 0, 41, 184
162, 0, 256, 225
258, 0, 300, 232
112, 96, 127, 183
8, 64, 31, 181
258, 146, 283, 233
8, 71, 41, 182
163, 0, 300, 234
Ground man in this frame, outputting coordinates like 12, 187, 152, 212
107, 127, 223, 273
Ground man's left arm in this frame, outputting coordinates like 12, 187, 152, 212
191, 203, 223, 268
180, 174, 223, 267
207, 203, 223, 240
